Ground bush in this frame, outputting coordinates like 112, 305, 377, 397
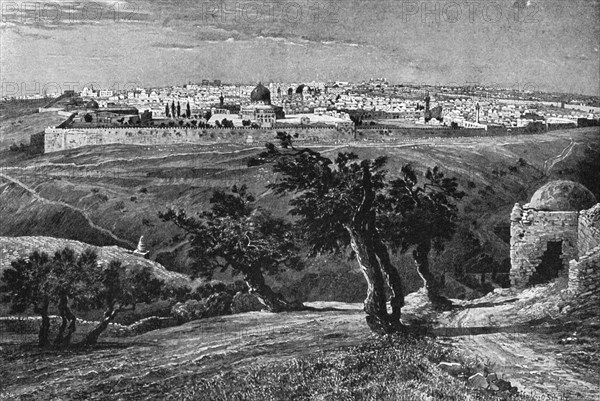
231, 292, 264, 313
171, 293, 233, 323
226, 280, 248, 294
161, 283, 192, 303
192, 280, 232, 300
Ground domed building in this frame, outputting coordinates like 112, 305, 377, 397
250, 82, 271, 105
509, 180, 599, 290
240, 83, 276, 127
528, 180, 596, 211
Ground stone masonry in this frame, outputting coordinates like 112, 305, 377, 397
510, 202, 600, 296
509, 181, 599, 292
510, 203, 579, 287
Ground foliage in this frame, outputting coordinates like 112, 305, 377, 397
83, 262, 163, 344
8, 142, 29, 152
0, 248, 164, 346
221, 118, 235, 128
159, 185, 304, 311
1, 248, 98, 346
90, 261, 163, 312
1, 251, 52, 315
249, 132, 464, 332
524, 121, 545, 134
377, 164, 465, 254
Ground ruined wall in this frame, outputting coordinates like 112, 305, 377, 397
43, 127, 354, 153
578, 204, 600, 256
509, 204, 579, 287
568, 246, 600, 298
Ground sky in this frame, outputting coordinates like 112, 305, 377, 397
1, 0, 599, 96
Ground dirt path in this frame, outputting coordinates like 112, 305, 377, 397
434, 299, 600, 401
543, 137, 576, 174
0, 172, 135, 249
1, 297, 598, 400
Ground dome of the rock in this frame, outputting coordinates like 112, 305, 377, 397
529, 180, 597, 211
250, 83, 271, 105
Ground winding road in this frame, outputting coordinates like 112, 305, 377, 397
0, 172, 136, 249
434, 297, 599, 401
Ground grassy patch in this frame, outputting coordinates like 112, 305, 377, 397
155, 336, 535, 401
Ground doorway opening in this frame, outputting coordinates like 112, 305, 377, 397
529, 241, 563, 285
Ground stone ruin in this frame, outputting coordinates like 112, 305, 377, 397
510, 180, 600, 298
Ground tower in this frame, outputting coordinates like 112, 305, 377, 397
476, 102, 480, 123
219, 93, 224, 107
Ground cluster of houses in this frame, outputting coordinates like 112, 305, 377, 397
68, 80, 600, 130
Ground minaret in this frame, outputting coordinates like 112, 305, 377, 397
476, 102, 480, 123
425, 92, 430, 114
219, 93, 224, 107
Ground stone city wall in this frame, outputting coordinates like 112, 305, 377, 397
43, 127, 356, 153
509, 206, 579, 287
578, 204, 600, 256
41, 125, 506, 153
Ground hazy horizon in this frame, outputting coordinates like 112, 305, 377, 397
1, 0, 599, 97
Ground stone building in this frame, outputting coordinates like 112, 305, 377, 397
509, 180, 599, 295
240, 83, 277, 127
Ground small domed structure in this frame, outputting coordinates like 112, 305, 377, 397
86, 99, 99, 109
295, 84, 307, 94
529, 180, 596, 211
250, 83, 271, 105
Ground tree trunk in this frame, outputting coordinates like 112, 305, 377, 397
413, 241, 452, 309
54, 296, 68, 346
54, 295, 77, 346
347, 161, 401, 334
81, 306, 118, 346
373, 235, 404, 328
347, 227, 394, 335
62, 302, 77, 345
242, 268, 304, 312
35, 298, 50, 348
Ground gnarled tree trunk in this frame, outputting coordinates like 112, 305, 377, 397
242, 268, 304, 312
373, 235, 404, 328
346, 161, 405, 335
54, 295, 77, 346
54, 296, 68, 346
35, 298, 50, 348
81, 306, 118, 346
413, 241, 452, 309
347, 227, 395, 334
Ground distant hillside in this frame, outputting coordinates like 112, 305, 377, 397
0, 236, 190, 286
1, 122, 598, 301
